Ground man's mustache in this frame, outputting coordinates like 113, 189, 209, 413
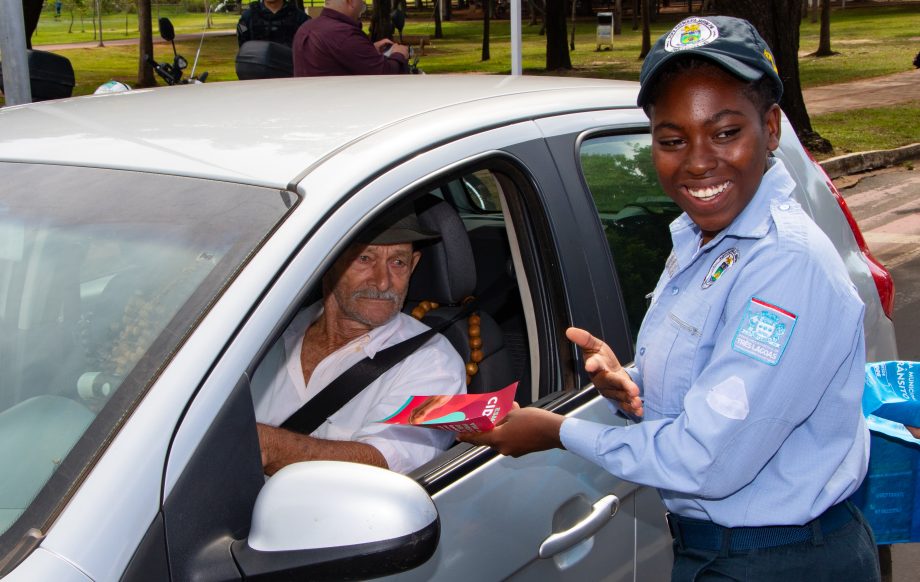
352, 289, 401, 303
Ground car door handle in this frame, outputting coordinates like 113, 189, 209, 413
538, 494, 620, 559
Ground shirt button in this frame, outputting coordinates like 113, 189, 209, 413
778, 203, 790, 211
639, 347, 646, 356
671, 287, 679, 295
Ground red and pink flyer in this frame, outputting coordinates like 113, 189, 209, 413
377, 382, 518, 434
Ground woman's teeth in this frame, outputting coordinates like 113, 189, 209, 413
688, 182, 729, 201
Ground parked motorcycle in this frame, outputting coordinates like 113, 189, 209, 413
147, 18, 209, 86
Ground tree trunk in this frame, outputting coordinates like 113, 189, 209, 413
815, 0, 832, 56
434, 0, 443, 39
137, 0, 156, 87
711, 0, 831, 153
631, 0, 638, 30
614, 0, 622, 35
22, 0, 45, 49
482, 0, 490, 61
370, 0, 394, 41
639, 0, 650, 58
544, 0, 570, 69
810, 0, 818, 24
569, 0, 576, 51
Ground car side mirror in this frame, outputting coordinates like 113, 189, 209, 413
231, 461, 439, 580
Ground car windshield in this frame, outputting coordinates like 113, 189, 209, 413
0, 163, 293, 542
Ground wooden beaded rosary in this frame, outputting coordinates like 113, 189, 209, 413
411, 298, 484, 385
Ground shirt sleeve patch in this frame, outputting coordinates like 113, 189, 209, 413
731, 297, 797, 366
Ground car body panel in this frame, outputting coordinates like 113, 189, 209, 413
0, 76, 637, 188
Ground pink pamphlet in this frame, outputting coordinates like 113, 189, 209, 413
377, 382, 518, 434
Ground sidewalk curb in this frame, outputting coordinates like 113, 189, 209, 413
820, 143, 920, 179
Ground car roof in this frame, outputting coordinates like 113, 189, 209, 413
0, 75, 640, 189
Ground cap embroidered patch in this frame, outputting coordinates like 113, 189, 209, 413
732, 297, 797, 365
702, 248, 739, 289
763, 49, 778, 73
665, 17, 719, 52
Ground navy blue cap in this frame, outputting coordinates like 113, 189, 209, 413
637, 16, 784, 108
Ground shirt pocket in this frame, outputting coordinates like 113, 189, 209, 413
643, 299, 710, 416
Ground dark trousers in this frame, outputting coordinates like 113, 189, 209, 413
671, 503, 881, 581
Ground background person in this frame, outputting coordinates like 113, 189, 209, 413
462, 16, 880, 581
236, 0, 309, 48
292, 0, 409, 76
252, 207, 466, 475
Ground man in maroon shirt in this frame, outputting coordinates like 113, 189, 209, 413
292, 0, 409, 76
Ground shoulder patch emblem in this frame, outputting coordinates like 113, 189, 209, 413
732, 297, 797, 366
665, 18, 719, 52
702, 248, 739, 289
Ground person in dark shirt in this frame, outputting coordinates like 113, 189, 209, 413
237, 0, 310, 48
292, 0, 409, 76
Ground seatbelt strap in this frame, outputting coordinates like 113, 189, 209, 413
280, 299, 478, 435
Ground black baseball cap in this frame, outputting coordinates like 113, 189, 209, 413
637, 16, 784, 108
358, 203, 440, 245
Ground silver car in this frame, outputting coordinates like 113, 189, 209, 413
0, 76, 896, 581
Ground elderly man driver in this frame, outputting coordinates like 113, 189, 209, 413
252, 206, 466, 474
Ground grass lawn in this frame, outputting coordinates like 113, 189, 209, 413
11, 3, 920, 157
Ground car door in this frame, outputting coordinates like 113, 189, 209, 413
346, 123, 645, 581
538, 109, 687, 581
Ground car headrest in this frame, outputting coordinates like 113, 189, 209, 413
407, 196, 476, 305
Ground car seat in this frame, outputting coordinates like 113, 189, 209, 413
406, 195, 517, 394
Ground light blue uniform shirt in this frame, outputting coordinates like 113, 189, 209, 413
561, 159, 869, 527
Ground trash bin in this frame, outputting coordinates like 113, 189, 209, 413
596, 12, 613, 52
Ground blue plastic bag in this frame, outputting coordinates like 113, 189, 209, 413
862, 361, 920, 443
852, 361, 920, 544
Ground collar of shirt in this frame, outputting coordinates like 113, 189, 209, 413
669, 157, 796, 268
282, 301, 406, 363
280, 303, 418, 404
318, 7, 361, 30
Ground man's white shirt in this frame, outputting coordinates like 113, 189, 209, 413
252, 303, 466, 473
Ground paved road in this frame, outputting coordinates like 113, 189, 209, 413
836, 166, 920, 582
804, 69, 920, 115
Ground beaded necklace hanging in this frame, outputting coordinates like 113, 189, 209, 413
411, 298, 484, 386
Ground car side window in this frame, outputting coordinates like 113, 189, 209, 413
578, 134, 681, 340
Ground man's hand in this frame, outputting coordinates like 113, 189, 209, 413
374, 39, 409, 58
458, 404, 564, 457
566, 327, 643, 417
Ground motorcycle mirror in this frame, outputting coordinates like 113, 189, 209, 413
158, 18, 176, 42
176, 55, 188, 70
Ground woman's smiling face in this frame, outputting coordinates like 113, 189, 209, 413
649, 65, 781, 244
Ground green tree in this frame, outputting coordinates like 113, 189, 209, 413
137, 0, 156, 87
815, 0, 834, 57
544, 0, 570, 70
